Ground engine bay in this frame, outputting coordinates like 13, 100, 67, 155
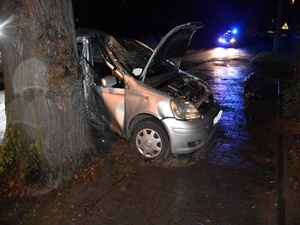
159, 77, 207, 103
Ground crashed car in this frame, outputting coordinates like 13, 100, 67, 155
77, 22, 222, 162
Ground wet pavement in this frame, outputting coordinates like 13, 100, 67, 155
0, 44, 291, 224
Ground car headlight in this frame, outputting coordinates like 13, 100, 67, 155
170, 98, 201, 120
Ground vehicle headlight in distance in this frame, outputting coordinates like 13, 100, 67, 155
170, 98, 200, 120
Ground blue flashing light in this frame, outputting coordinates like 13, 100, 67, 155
232, 28, 238, 34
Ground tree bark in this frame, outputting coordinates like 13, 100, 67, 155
0, 0, 90, 194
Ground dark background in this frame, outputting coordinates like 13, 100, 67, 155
72, 0, 299, 46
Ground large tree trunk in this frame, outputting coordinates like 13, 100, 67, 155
0, 0, 90, 194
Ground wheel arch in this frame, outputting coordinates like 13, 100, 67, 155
127, 114, 167, 140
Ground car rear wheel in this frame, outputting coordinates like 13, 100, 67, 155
130, 119, 170, 163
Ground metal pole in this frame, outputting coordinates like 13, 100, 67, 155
273, 0, 284, 52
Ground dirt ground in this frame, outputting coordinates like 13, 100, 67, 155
0, 137, 145, 224
283, 122, 300, 224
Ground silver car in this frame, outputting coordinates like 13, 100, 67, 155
77, 22, 222, 162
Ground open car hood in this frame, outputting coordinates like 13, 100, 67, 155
141, 22, 204, 82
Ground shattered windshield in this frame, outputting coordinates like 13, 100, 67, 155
107, 36, 174, 78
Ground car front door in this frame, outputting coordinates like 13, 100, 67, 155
91, 41, 126, 137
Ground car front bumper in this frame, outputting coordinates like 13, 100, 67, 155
162, 106, 222, 155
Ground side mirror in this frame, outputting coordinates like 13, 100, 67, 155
101, 75, 117, 87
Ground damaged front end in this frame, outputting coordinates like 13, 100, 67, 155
158, 75, 214, 115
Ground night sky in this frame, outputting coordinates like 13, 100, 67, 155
72, 0, 298, 42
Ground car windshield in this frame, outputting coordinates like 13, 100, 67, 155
107, 36, 174, 78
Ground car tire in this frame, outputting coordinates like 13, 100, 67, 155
130, 119, 170, 163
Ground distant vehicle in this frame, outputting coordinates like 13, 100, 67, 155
77, 22, 222, 162
218, 29, 238, 46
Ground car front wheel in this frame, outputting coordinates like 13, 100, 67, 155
130, 119, 170, 163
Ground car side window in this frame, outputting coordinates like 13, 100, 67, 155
92, 42, 112, 80
92, 41, 124, 88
